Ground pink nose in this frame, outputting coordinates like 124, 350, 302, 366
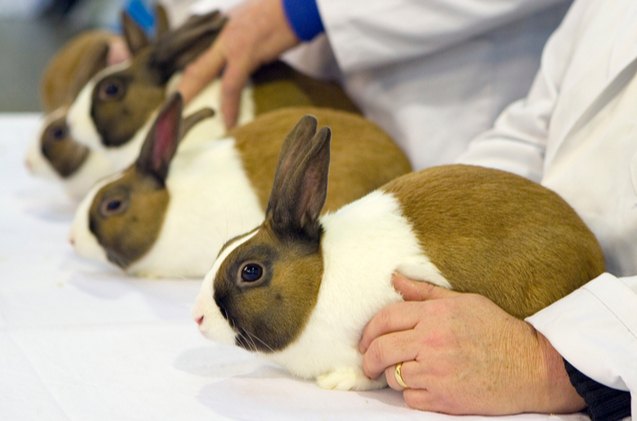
195, 315, 204, 326
25, 159, 33, 172
69, 236, 75, 246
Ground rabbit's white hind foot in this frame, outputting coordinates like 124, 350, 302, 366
316, 367, 387, 391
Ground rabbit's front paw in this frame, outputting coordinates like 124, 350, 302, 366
316, 367, 387, 391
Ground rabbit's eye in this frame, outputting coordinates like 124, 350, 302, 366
98, 78, 125, 101
240, 263, 263, 283
47, 125, 67, 141
99, 194, 129, 217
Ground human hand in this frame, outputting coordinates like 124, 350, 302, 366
178, 0, 300, 129
359, 274, 585, 415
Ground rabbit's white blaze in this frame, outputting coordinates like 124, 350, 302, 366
260, 190, 450, 388
70, 173, 120, 262
194, 229, 260, 344
67, 77, 102, 150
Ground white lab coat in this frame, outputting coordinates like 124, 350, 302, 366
459, 0, 637, 414
284, 0, 572, 169
183, 0, 571, 169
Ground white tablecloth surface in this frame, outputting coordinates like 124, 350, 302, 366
0, 114, 589, 420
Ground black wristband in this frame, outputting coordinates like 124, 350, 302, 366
563, 359, 631, 421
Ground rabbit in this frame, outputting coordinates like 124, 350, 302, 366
25, 6, 173, 200
66, 8, 359, 176
192, 117, 606, 392
66, 8, 227, 163
27, 33, 115, 200
39, 30, 118, 112
69, 93, 410, 278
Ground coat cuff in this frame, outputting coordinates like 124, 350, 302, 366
282, 0, 325, 41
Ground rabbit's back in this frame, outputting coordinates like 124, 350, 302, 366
231, 107, 412, 212
383, 164, 605, 318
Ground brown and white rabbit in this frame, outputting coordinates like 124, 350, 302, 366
69, 94, 409, 278
66, 9, 228, 163
25, 7, 172, 200
27, 33, 116, 200
66, 9, 358, 174
192, 117, 606, 391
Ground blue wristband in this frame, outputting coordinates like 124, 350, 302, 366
282, 0, 325, 41
124, 0, 156, 36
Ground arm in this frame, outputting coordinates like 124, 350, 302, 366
318, 0, 571, 72
456, 0, 584, 182
177, 0, 300, 128
358, 274, 585, 414
177, 0, 571, 129
359, 274, 634, 417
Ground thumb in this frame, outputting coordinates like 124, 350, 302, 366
392, 272, 459, 301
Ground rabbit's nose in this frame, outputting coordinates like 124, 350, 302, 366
195, 315, 204, 326
69, 236, 75, 246
25, 158, 33, 172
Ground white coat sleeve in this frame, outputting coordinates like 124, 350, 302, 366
526, 274, 637, 416
456, 0, 584, 183
316, 0, 571, 72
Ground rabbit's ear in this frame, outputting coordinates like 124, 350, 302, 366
180, 107, 215, 139
152, 11, 226, 75
154, 4, 171, 38
121, 10, 151, 55
135, 93, 183, 182
266, 116, 331, 243
66, 42, 110, 102
274, 115, 318, 180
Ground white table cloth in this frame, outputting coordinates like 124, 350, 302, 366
0, 114, 588, 420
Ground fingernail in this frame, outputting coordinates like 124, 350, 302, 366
391, 271, 400, 280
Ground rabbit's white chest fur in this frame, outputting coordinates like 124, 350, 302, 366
128, 138, 264, 278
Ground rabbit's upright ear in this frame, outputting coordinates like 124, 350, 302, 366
135, 93, 183, 183
266, 115, 331, 243
154, 4, 171, 38
121, 10, 151, 55
65, 42, 110, 103
152, 10, 226, 75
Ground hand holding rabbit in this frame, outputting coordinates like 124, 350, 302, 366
359, 274, 586, 414
178, 0, 300, 128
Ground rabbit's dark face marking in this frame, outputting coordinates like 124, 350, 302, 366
88, 166, 169, 268
40, 113, 89, 178
89, 11, 226, 149
212, 224, 323, 353
90, 57, 167, 148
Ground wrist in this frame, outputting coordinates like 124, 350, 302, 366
533, 329, 586, 413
